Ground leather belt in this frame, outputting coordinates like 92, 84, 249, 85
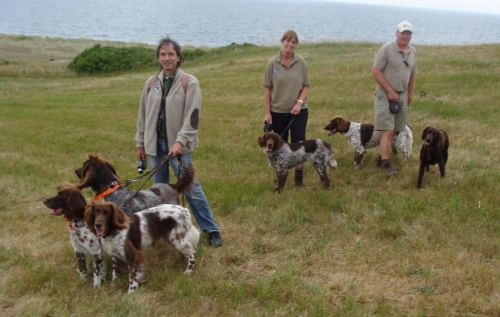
158, 134, 166, 140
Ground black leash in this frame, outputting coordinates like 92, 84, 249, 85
267, 114, 296, 139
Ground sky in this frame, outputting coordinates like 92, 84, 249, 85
325, 0, 500, 15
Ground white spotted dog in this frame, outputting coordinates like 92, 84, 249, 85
42, 187, 105, 288
85, 200, 200, 294
257, 131, 337, 192
324, 116, 413, 167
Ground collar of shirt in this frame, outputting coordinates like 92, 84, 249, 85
162, 72, 176, 97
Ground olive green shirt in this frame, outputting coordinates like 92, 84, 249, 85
263, 52, 311, 113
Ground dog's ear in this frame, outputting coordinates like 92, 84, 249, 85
421, 126, 430, 140
275, 133, 285, 150
84, 205, 97, 235
75, 163, 95, 190
104, 161, 118, 177
66, 188, 86, 220
111, 203, 129, 230
257, 134, 265, 147
337, 117, 349, 132
438, 130, 447, 147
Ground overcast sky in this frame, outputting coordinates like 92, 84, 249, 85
324, 0, 500, 15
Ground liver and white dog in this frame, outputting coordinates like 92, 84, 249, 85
257, 132, 337, 192
324, 116, 413, 167
85, 200, 200, 294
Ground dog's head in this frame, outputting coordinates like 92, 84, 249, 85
43, 186, 88, 221
421, 126, 447, 148
258, 132, 285, 154
85, 200, 129, 238
75, 155, 119, 190
324, 116, 349, 136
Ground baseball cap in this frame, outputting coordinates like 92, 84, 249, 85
397, 21, 413, 33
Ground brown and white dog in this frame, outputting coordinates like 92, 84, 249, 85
43, 187, 105, 288
324, 116, 413, 167
85, 200, 200, 294
75, 155, 194, 214
257, 132, 337, 191
417, 126, 449, 188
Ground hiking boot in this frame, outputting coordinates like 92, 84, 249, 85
381, 159, 398, 177
208, 231, 223, 247
294, 170, 304, 187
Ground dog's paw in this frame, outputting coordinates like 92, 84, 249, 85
77, 270, 88, 280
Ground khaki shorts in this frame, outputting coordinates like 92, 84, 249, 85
373, 86, 408, 132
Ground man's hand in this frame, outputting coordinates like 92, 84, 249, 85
168, 142, 183, 157
137, 147, 146, 161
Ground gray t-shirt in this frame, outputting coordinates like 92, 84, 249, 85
373, 41, 417, 92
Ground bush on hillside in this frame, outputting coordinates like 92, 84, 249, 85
183, 48, 206, 61
68, 44, 157, 74
68, 42, 257, 74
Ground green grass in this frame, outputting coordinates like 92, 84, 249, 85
1, 33, 500, 316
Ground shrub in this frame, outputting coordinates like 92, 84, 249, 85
68, 44, 157, 74
183, 48, 206, 61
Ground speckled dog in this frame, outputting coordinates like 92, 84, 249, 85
75, 155, 194, 214
258, 132, 337, 192
324, 115, 413, 167
43, 187, 105, 288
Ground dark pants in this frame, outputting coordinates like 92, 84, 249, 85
271, 108, 308, 143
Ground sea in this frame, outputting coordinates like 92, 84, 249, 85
1, 0, 499, 47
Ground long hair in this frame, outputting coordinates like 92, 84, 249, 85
156, 36, 182, 68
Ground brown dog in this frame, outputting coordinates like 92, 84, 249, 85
417, 126, 449, 188
75, 155, 194, 214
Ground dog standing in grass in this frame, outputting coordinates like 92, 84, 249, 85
324, 115, 413, 167
85, 200, 200, 294
258, 131, 337, 192
417, 126, 449, 188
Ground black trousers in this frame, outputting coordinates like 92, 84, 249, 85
270, 108, 308, 143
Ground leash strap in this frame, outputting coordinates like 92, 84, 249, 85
121, 171, 152, 187
280, 115, 296, 139
270, 114, 297, 139
121, 154, 171, 208
176, 156, 187, 207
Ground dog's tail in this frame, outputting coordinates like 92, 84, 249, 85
328, 149, 338, 169
328, 157, 338, 169
172, 163, 195, 193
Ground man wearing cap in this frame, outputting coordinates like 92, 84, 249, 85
372, 21, 417, 176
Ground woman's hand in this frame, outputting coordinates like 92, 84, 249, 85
291, 102, 302, 115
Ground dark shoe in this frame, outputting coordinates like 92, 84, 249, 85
208, 231, 223, 247
294, 170, 304, 187
381, 160, 398, 177
376, 156, 383, 167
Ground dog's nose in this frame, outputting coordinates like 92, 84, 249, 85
95, 223, 102, 230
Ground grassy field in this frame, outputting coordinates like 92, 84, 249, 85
1, 33, 499, 316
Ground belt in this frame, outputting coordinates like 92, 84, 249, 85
158, 134, 166, 140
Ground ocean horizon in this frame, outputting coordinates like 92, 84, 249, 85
1, 0, 499, 47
